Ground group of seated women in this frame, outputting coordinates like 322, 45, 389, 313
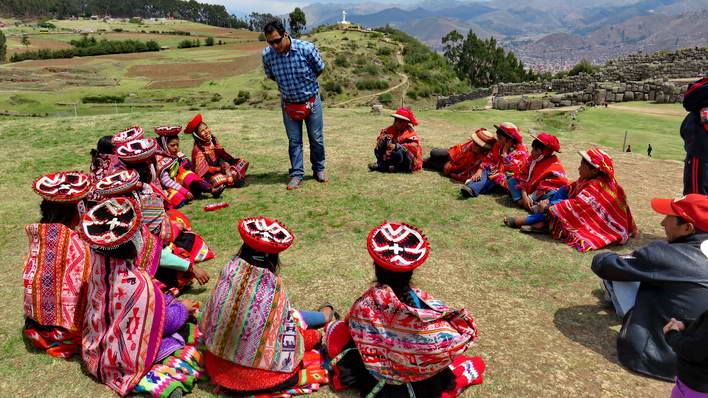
421, 120, 637, 252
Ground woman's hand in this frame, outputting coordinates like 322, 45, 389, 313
663, 317, 685, 334
193, 266, 210, 285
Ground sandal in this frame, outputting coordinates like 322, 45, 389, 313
318, 302, 341, 321
503, 216, 521, 228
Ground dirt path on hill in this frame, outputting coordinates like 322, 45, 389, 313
608, 104, 687, 117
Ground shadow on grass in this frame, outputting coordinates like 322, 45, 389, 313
245, 171, 290, 186
554, 301, 621, 365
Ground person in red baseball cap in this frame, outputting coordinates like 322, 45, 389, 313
461, 121, 529, 198
423, 128, 498, 182
368, 107, 424, 173
591, 194, 708, 382
506, 132, 568, 211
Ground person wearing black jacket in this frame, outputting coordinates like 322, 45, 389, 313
681, 77, 708, 195
591, 194, 708, 381
664, 310, 708, 397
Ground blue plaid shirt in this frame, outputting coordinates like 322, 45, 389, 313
262, 38, 325, 103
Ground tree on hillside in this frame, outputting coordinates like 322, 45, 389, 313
248, 12, 281, 32
442, 29, 534, 87
289, 8, 306, 37
0, 30, 6, 63
21, 34, 30, 48
568, 59, 597, 76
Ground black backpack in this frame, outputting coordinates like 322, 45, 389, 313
683, 77, 708, 112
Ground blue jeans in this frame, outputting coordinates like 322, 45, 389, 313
464, 168, 498, 196
508, 177, 522, 202
524, 186, 569, 225
282, 96, 325, 179
298, 310, 326, 329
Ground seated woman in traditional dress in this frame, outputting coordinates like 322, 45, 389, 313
506, 132, 568, 211
87, 136, 124, 206
368, 107, 423, 173
423, 128, 497, 182
154, 125, 212, 208
200, 217, 333, 396
324, 222, 485, 398
111, 139, 212, 291
503, 147, 637, 252
461, 122, 529, 197
185, 114, 249, 196
22, 171, 93, 359
79, 198, 199, 397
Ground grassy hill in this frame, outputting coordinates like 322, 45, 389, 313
0, 20, 466, 117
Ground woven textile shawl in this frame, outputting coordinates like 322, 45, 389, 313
201, 257, 304, 373
23, 223, 92, 332
348, 284, 479, 384
82, 227, 165, 396
518, 154, 569, 197
549, 176, 637, 252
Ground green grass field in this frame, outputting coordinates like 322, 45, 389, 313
0, 104, 686, 397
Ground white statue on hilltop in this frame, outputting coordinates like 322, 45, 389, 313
340, 9, 350, 25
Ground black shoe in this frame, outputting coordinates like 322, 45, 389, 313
460, 184, 477, 197
368, 162, 380, 171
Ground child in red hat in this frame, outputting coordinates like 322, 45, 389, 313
369, 107, 424, 173
185, 114, 249, 196
325, 222, 485, 397
423, 128, 498, 182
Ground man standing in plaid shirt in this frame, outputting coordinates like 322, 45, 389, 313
262, 21, 327, 190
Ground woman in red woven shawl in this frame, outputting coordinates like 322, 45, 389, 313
423, 128, 497, 182
80, 198, 198, 397
461, 122, 529, 197
185, 114, 249, 196
506, 132, 568, 211
369, 107, 423, 173
200, 217, 333, 395
23, 171, 93, 359
324, 222, 485, 398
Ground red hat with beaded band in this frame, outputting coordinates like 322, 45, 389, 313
154, 125, 182, 136
651, 194, 708, 232
391, 107, 418, 126
238, 217, 295, 254
79, 197, 142, 250
184, 114, 203, 135
115, 138, 158, 163
494, 122, 522, 143
94, 169, 140, 197
530, 131, 561, 153
32, 171, 93, 203
112, 126, 145, 145
367, 221, 430, 272
470, 128, 496, 150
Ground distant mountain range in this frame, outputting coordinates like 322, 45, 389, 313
303, 0, 708, 71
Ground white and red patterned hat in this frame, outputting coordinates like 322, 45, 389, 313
238, 216, 295, 254
32, 171, 93, 203
154, 125, 182, 136
79, 197, 142, 249
94, 169, 140, 197
155, 154, 178, 174
112, 126, 145, 145
115, 138, 158, 163
367, 221, 430, 272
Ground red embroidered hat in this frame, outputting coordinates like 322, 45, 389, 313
32, 171, 93, 203
651, 194, 708, 231
155, 154, 178, 174
578, 147, 615, 178
367, 221, 430, 272
115, 138, 158, 163
470, 128, 496, 150
531, 132, 561, 153
154, 125, 182, 137
238, 217, 295, 254
391, 107, 418, 126
494, 122, 522, 143
184, 114, 203, 135
112, 126, 145, 145
94, 169, 140, 197
79, 197, 142, 249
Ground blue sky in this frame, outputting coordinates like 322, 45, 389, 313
208, 0, 417, 15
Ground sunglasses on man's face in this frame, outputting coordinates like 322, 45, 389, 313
267, 35, 285, 46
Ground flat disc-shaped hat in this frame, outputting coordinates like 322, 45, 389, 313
367, 221, 430, 272
80, 197, 142, 249
238, 216, 294, 254
94, 169, 140, 197
112, 126, 145, 145
155, 154, 178, 174
154, 125, 182, 137
115, 138, 158, 163
32, 170, 92, 203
